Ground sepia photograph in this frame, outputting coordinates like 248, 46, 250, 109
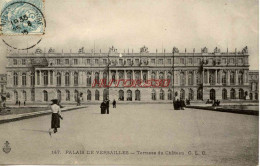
0, 0, 258, 165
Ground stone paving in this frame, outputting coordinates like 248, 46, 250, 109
0, 104, 258, 165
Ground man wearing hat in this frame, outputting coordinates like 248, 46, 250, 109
49, 99, 63, 136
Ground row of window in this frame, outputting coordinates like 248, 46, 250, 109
13, 88, 251, 102
12, 70, 245, 86
12, 57, 247, 66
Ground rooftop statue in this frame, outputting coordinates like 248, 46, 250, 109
201, 47, 208, 53
242, 46, 248, 54
214, 47, 220, 53
172, 47, 179, 53
140, 45, 149, 53
78, 47, 85, 53
109, 46, 117, 53
48, 47, 55, 53
35, 48, 42, 54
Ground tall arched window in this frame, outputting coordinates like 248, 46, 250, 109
126, 71, 132, 86
188, 72, 193, 85
135, 90, 141, 101
180, 89, 185, 100
87, 72, 92, 87
95, 90, 100, 100
103, 72, 108, 85
189, 89, 194, 100
209, 71, 215, 85
65, 72, 70, 86
239, 89, 244, 99
22, 73, 26, 86
230, 89, 236, 99
74, 72, 78, 86
230, 71, 235, 85
13, 72, 18, 86
30, 72, 35, 86
87, 90, 91, 100
66, 90, 70, 101
50, 71, 53, 85
151, 89, 156, 100
151, 72, 156, 86
222, 89, 227, 100
168, 89, 172, 100
57, 72, 61, 86
210, 89, 215, 100
43, 90, 48, 101
43, 71, 48, 85
119, 90, 124, 101
160, 89, 165, 100
167, 72, 172, 87
127, 90, 132, 101
180, 72, 185, 85
238, 71, 243, 85
197, 88, 203, 100
222, 71, 227, 84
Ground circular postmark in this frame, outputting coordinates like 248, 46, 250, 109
0, 1, 46, 50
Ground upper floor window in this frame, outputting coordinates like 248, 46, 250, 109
188, 58, 192, 64
13, 72, 18, 86
22, 73, 26, 86
151, 59, 155, 64
22, 59, 26, 65
56, 59, 61, 65
167, 59, 171, 64
13, 59, 18, 65
222, 58, 226, 64
158, 59, 163, 65
180, 58, 185, 64
119, 59, 123, 65
197, 58, 201, 64
87, 59, 91, 64
103, 59, 107, 65
229, 58, 234, 64
135, 59, 139, 65
238, 58, 243, 64
127, 59, 131, 65
65, 59, 69, 65
74, 59, 78, 65
95, 59, 99, 64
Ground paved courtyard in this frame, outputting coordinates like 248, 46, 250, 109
0, 104, 258, 165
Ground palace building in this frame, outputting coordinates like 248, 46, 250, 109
4, 45, 258, 104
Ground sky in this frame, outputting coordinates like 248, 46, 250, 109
0, 0, 258, 72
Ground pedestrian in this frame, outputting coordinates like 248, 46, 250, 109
176, 99, 180, 110
112, 99, 116, 108
18, 101, 20, 107
100, 100, 106, 114
49, 99, 63, 136
105, 98, 110, 114
24, 101, 26, 106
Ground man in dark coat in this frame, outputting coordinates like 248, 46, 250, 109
180, 99, 186, 110
100, 100, 106, 114
105, 99, 110, 114
112, 99, 116, 108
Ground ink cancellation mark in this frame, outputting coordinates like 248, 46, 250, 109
0, 0, 46, 35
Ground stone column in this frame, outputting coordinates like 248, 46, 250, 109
227, 70, 230, 85
35, 70, 38, 86
61, 71, 65, 86
235, 70, 238, 85
39, 70, 42, 86
185, 70, 188, 85
207, 70, 209, 85
147, 70, 151, 80
48, 70, 50, 86
202, 70, 205, 84
215, 70, 218, 85
193, 70, 196, 85
70, 71, 74, 86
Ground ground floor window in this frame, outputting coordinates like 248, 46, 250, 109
188, 89, 194, 100
168, 89, 172, 100
180, 89, 185, 100
127, 90, 132, 101
135, 90, 140, 101
239, 89, 244, 99
222, 89, 227, 100
210, 89, 215, 100
95, 90, 99, 100
197, 88, 203, 100
43, 90, 48, 101
230, 89, 236, 99
119, 90, 124, 101
151, 90, 156, 100
87, 90, 91, 100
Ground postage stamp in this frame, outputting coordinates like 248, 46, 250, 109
0, 0, 45, 35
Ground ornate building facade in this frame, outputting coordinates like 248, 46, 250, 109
5, 46, 254, 104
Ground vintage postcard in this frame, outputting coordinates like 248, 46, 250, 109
0, 0, 258, 165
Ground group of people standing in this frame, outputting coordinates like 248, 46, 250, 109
173, 99, 186, 110
100, 99, 117, 114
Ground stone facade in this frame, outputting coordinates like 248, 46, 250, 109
5, 46, 253, 104
249, 70, 259, 100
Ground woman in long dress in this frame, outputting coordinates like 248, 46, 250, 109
49, 99, 63, 136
